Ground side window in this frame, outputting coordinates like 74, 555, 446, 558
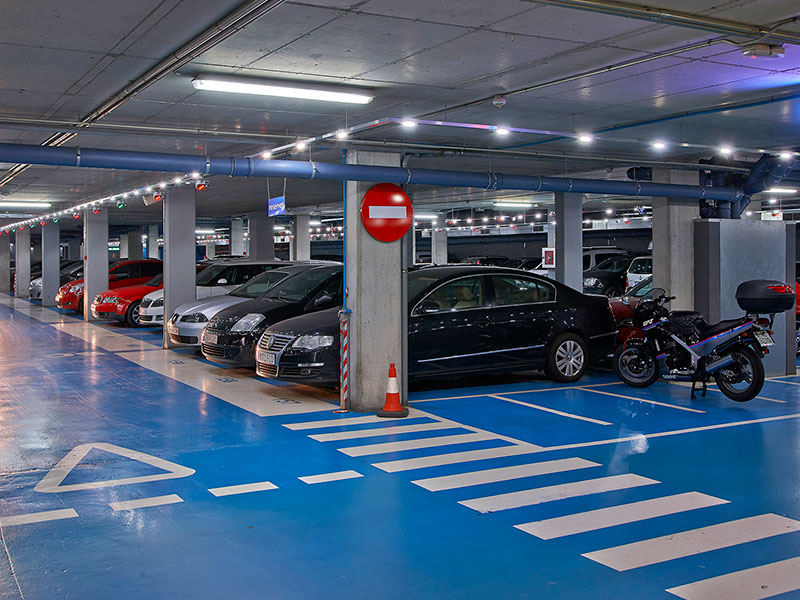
215, 267, 236, 285
492, 276, 555, 305
238, 265, 270, 284
314, 276, 343, 303
140, 262, 162, 277
111, 264, 133, 279
416, 277, 486, 314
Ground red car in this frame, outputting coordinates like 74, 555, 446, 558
55, 259, 163, 313
608, 276, 654, 344
90, 274, 163, 327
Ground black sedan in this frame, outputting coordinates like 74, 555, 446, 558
200, 264, 342, 367
582, 254, 637, 297
255, 265, 618, 385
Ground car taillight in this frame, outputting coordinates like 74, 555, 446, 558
768, 284, 794, 294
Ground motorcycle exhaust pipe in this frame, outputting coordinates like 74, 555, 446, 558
704, 354, 736, 374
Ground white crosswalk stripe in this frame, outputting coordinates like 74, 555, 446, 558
309, 421, 454, 442
412, 458, 599, 492
284, 415, 387, 430
515, 492, 729, 540
583, 514, 800, 572
339, 432, 494, 457
460, 473, 660, 513
371, 444, 541, 472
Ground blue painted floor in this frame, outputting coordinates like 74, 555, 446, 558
2, 295, 800, 599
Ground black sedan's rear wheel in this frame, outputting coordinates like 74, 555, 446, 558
125, 300, 143, 327
545, 333, 588, 383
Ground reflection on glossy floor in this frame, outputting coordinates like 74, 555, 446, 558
1, 293, 800, 599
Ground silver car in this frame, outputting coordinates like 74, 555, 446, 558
29, 261, 83, 300
166, 263, 328, 346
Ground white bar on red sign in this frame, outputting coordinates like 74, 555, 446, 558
369, 206, 407, 219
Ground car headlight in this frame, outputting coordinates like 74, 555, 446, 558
69, 284, 83, 293
231, 313, 265, 332
101, 296, 119, 304
152, 298, 164, 307
181, 312, 208, 323
292, 335, 334, 351
583, 277, 599, 287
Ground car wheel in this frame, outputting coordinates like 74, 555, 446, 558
125, 300, 143, 327
75, 296, 84, 314
604, 287, 621, 297
545, 333, 588, 383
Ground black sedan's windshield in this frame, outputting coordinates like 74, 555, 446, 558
265, 267, 340, 302
231, 270, 292, 298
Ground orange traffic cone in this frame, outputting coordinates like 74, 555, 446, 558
377, 363, 408, 418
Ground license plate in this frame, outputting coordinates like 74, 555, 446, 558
754, 330, 775, 347
204, 332, 217, 345
258, 350, 277, 365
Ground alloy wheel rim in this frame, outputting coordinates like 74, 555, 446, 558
555, 340, 584, 377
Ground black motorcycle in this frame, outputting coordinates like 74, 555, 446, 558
613, 280, 795, 402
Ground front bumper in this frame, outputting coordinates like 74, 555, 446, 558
90, 300, 127, 321
167, 320, 206, 346
140, 304, 164, 325
200, 329, 259, 367
56, 293, 81, 310
255, 339, 338, 385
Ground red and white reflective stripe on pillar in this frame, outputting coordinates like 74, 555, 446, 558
336, 310, 350, 413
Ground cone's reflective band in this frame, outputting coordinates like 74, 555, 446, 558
377, 362, 408, 418
360, 183, 413, 243
339, 314, 349, 411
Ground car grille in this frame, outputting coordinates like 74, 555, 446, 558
140, 315, 153, 322
170, 333, 198, 345
202, 344, 225, 359
256, 363, 278, 378
282, 366, 321, 377
258, 333, 294, 352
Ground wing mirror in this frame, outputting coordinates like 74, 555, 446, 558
313, 294, 334, 309
217, 278, 228, 285
416, 301, 440, 315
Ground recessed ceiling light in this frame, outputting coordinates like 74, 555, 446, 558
496, 127, 510, 135
261, 151, 272, 159
191, 75, 374, 104
578, 134, 593, 143
652, 141, 667, 150
719, 147, 732, 155
779, 151, 792, 160
336, 130, 348, 139
401, 120, 417, 128
295, 141, 307, 151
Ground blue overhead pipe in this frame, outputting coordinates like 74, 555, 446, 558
733, 154, 797, 219
0, 142, 743, 202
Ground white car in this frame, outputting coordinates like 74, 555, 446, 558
626, 255, 652, 290
139, 259, 283, 325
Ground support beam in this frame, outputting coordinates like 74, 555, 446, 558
430, 220, 448, 265
127, 231, 143, 260
246, 212, 275, 260
83, 208, 108, 320
345, 150, 405, 412
205, 242, 216, 259
162, 186, 196, 348
147, 225, 159, 259
14, 228, 30, 298
41, 222, 60, 306
554, 192, 583, 290
290, 215, 311, 261
119, 235, 129, 259
32, 239, 42, 261
0, 235, 11, 292
230, 218, 244, 256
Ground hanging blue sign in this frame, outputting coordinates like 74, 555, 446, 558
268, 195, 286, 216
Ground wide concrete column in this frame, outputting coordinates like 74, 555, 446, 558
246, 212, 275, 260
0, 235, 11, 292
205, 242, 216, 259
66, 238, 81, 260
127, 231, 143, 260
162, 186, 197, 348
14, 228, 31, 298
290, 215, 311, 261
430, 214, 448, 265
41, 222, 61, 306
554, 192, 583, 290
230, 218, 245, 256
119, 235, 129, 259
652, 169, 698, 310
147, 225, 159, 259
32, 239, 42, 261
345, 150, 405, 412
83, 208, 108, 320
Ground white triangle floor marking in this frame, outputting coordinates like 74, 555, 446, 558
35, 443, 195, 493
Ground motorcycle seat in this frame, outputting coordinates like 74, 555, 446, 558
670, 310, 707, 331
695, 318, 745, 342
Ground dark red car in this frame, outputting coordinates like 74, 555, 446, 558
55, 259, 163, 313
608, 276, 654, 343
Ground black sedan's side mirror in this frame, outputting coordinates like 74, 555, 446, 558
313, 294, 334, 309
415, 301, 440, 315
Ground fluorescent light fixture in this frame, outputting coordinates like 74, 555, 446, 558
494, 202, 532, 208
0, 201, 51, 209
718, 146, 732, 155
767, 187, 797, 194
414, 214, 439, 220
652, 141, 666, 150
769, 198, 778, 204
310, 220, 322, 226
320, 217, 342, 222
496, 127, 510, 135
401, 120, 417, 128
192, 75, 374, 104
578, 134, 593, 143
195, 229, 215, 234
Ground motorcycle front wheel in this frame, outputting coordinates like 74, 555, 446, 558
713, 346, 764, 402
613, 343, 659, 388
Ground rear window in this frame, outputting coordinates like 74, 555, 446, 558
629, 258, 652, 274
591, 256, 632, 272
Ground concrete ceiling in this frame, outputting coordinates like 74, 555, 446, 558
0, 0, 799, 227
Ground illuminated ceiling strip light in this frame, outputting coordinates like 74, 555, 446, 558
0, 201, 52, 208
767, 187, 797, 194
192, 75, 374, 105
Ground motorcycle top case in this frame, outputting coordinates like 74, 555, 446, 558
735, 279, 796, 313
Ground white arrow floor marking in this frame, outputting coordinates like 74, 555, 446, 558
34, 442, 195, 493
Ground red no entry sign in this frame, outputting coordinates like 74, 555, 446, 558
360, 183, 413, 243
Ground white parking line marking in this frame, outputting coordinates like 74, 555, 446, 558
579, 387, 706, 413
409, 381, 624, 403
109, 494, 183, 511
372, 444, 540, 473
666, 556, 800, 600
339, 432, 494, 457
489, 394, 612, 425
298, 470, 363, 484
583, 514, 800, 572
412, 458, 599, 492
284, 416, 387, 430
0, 508, 79, 526
460, 474, 659, 513
310, 421, 454, 442
515, 492, 729, 539
208, 481, 279, 497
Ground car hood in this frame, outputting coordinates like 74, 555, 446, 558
143, 288, 163, 301
208, 297, 308, 331
263, 307, 340, 337
30, 277, 42, 287
98, 284, 161, 301
175, 295, 248, 318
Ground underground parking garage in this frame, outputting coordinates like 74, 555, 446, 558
1, 1, 800, 598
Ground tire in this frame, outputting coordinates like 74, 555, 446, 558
545, 333, 588, 383
604, 287, 622, 297
75, 296, 84, 314
125, 300, 143, 327
713, 346, 764, 402
613, 343, 659, 388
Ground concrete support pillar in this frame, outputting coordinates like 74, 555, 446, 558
119, 235, 129, 259
554, 192, 583, 290
83, 208, 108, 320
66, 239, 80, 260
345, 151, 405, 412
14, 228, 31, 298
290, 215, 311, 261
32, 240, 42, 261
652, 169, 698, 310
205, 242, 216, 259
230, 218, 245, 256
162, 186, 196, 348
147, 225, 159, 259
41, 222, 60, 306
547, 216, 556, 247
246, 212, 275, 260
0, 235, 11, 292
127, 231, 143, 260
430, 223, 448, 265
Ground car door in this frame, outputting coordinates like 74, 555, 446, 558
488, 274, 557, 370
409, 275, 493, 377
108, 263, 136, 288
